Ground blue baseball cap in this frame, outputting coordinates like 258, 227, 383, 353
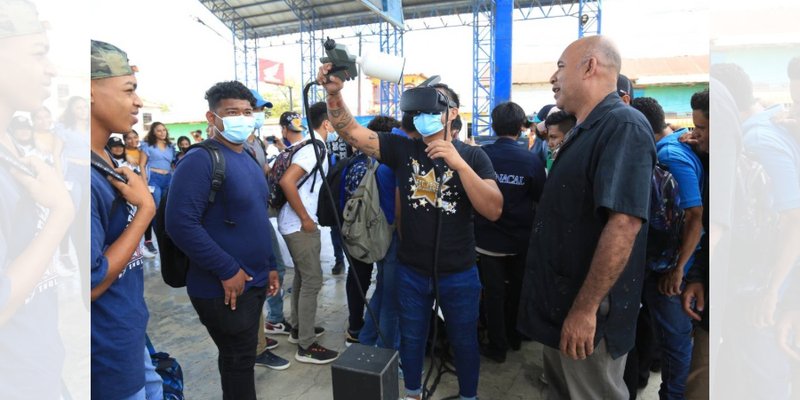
249, 89, 273, 109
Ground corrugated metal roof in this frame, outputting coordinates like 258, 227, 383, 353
200, 0, 581, 40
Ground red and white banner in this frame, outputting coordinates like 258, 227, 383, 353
259, 59, 285, 86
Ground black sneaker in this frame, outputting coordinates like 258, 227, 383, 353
331, 261, 344, 275
345, 329, 360, 347
255, 349, 290, 370
295, 342, 338, 364
266, 337, 279, 350
144, 240, 158, 255
287, 327, 325, 344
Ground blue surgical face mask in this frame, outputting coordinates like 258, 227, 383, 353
326, 130, 339, 143
413, 113, 444, 137
213, 113, 255, 144
253, 112, 265, 130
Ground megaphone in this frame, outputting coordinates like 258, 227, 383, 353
320, 37, 405, 84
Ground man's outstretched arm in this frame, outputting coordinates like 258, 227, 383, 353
318, 63, 381, 160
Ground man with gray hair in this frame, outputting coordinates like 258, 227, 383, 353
518, 36, 656, 399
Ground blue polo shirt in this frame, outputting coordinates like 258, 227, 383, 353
656, 128, 704, 210
166, 140, 276, 299
475, 136, 546, 254
91, 165, 148, 399
518, 92, 656, 359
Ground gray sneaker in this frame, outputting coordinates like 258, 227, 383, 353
255, 349, 290, 370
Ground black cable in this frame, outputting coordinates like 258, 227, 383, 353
422, 103, 459, 400
301, 81, 389, 350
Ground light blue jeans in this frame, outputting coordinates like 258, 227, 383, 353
359, 232, 401, 350
121, 346, 163, 400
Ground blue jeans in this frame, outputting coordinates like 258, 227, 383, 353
643, 272, 693, 400
147, 171, 172, 238
398, 264, 481, 399
148, 171, 172, 209
121, 346, 163, 400
359, 232, 401, 350
330, 224, 344, 264
266, 222, 286, 323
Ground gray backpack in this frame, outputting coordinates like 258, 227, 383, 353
341, 159, 392, 263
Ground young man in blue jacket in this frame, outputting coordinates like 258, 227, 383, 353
165, 81, 279, 400
475, 101, 546, 363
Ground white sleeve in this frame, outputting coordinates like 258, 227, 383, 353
291, 144, 319, 174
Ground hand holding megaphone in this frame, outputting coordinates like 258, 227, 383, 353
319, 37, 405, 84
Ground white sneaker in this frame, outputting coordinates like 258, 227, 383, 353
140, 245, 156, 259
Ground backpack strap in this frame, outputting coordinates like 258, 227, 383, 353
145, 333, 156, 356
187, 141, 226, 204
289, 139, 326, 192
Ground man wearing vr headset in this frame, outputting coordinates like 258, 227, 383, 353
318, 64, 502, 400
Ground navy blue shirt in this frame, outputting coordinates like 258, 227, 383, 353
475, 137, 546, 254
378, 134, 496, 275
91, 165, 148, 399
166, 140, 276, 299
518, 92, 656, 359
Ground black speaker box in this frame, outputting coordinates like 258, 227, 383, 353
331, 343, 399, 400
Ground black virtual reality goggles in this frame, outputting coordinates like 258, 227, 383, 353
400, 75, 457, 114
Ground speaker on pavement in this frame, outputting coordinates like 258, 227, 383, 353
331, 343, 399, 400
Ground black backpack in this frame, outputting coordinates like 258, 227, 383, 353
146, 334, 184, 400
317, 155, 350, 227
156, 141, 226, 288
645, 163, 685, 273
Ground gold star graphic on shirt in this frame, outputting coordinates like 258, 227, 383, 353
410, 167, 450, 207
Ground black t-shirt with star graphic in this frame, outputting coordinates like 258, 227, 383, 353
378, 132, 496, 275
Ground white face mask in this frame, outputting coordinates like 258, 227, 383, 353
213, 113, 255, 144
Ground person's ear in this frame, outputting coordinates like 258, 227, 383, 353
584, 57, 597, 77
206, 111, 216, 127
449, 108, 458, 122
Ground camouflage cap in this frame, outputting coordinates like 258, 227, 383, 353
91, 40, 134, 80
0, 0, 46, 39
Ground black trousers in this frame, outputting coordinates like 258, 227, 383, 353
190, 286, 266, 400
623, 299, 661, 399
478, 252, 526, 353
346, 258, 375, 332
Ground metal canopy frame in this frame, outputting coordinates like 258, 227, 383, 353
199, 0, 601, 126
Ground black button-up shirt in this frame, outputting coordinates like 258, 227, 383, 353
518, 92, 656, 359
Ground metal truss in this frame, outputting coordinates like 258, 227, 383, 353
285, 0, 326, 106
472, 0, 495, 137
200, 0, 601, 121
199, 0, 259, 88
379, 22, 404, 119
578, 0, 601, 38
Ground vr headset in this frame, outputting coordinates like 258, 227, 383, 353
399, 76, 457, 114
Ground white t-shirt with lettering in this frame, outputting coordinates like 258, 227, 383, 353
277, 142, 328, 235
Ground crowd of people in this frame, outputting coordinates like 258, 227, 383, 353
84, 34, 800, 400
